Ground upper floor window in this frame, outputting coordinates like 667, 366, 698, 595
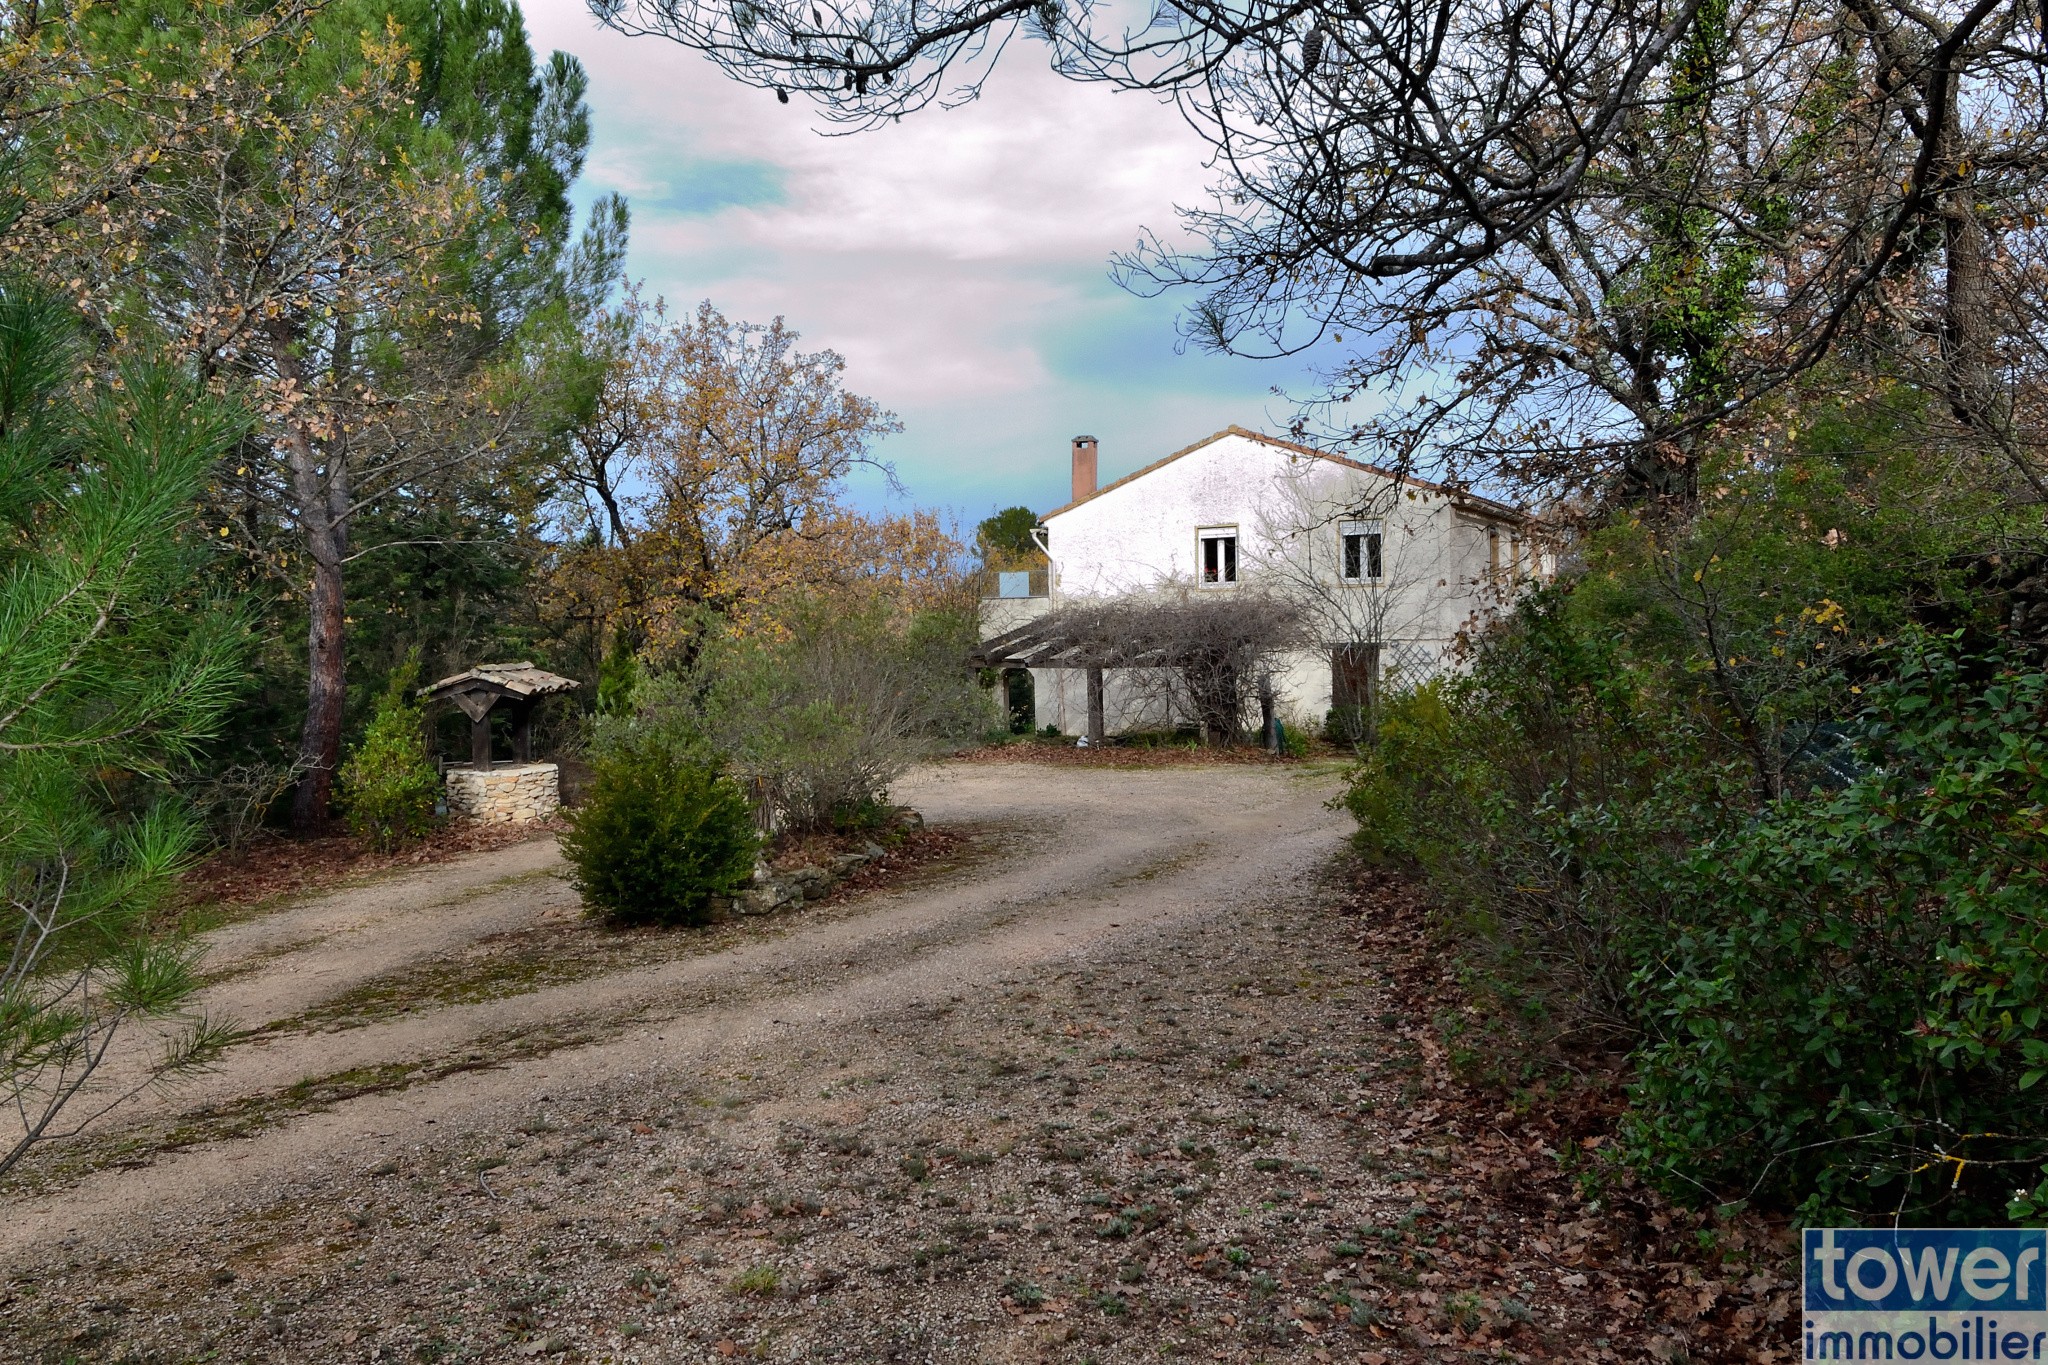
1198, 528, 1238, 586
1340, 520, 1383, 581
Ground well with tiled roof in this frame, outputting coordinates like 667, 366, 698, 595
419, 662, 578, 770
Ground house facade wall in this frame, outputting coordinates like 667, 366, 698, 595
1020, 430, 1531, 735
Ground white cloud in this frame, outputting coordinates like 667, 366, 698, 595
516, 0, 1319, 514
636, 245, 1072, 405
525, 1, 1210, 260
746, 89, 1208, 263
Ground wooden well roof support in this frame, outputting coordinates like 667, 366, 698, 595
417, 662, 579, 771
420, 663, 581, 702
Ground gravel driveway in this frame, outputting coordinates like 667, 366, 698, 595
0, 760, 1488, 1363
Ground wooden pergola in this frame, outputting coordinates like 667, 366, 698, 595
971, 601, 1301, 749
969, 618, 1119, 744
418, 662, 578, 770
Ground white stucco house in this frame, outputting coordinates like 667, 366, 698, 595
980, 426, 1540, 738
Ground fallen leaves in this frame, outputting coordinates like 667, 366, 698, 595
1341, 860, 1798, 1361
174, 817, 566, 917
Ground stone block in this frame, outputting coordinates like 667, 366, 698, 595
444, 762, 561, 825
736, 881, 801, 916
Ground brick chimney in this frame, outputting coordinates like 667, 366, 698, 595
1071, 435, 1098, 504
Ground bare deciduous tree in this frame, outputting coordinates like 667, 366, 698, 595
594, 0, 2048, 509
1246, 467, 1479, 696
542, 294, 964, 664
636, 596, 986, 831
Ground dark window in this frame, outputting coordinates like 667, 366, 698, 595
1200, 531, 1237, 585
1340, 521, 1383, 580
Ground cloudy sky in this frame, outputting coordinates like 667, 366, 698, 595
518, 0, 1343, 525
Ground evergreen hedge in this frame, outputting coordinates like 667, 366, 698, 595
337, 652, 440, 851
561, 741, 759, 926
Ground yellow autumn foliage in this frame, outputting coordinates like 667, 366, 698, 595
543, 290, 965, 652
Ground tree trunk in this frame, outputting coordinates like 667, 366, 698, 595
1086, 666, 1105, 745
1943, 185, 2000, 431
1194, 666, 1238, 747
273, 318, 354, 830
293, 519, 348, 828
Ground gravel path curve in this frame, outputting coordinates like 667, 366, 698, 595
0, 761, 1486, 1364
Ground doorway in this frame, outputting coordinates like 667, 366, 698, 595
1329, 643, 1379, 744
1003, 668, 1036, 734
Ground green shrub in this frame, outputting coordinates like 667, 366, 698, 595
337, 651, 440, 851
1344, 599, 1743, 1047
560, 741, 759, 926
1349, 611, 2048, 1221
1625, 643, 2048, 1222
636, 597, 986, 833
596, 626, 642, 718
1336, 412, 2043, 1221
1278, 722, 1311, 759
1324, 704, 1369, 747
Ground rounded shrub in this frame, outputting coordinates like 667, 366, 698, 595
338, 652, 440, 851
561, 743, 759, 926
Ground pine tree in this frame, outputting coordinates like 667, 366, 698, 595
0, 283, 249, 1178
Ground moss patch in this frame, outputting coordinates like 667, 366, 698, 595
2, 1019, 602, 1197
263, 826, 995, 1036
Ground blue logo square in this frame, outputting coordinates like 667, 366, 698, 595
1805, 1229, 2048, 1313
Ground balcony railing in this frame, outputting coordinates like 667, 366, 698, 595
976, 566, 1049, 600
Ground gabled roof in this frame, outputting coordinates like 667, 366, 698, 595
419, 662, 579, 703
1039, 425, 1526, 525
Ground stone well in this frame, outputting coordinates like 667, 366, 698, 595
444, 762, 561, 825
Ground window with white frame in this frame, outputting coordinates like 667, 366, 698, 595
1339, 520, 1383, 581
1198, 528, 1238, 586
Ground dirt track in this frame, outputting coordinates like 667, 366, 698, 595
0, 760, 1568, 1362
